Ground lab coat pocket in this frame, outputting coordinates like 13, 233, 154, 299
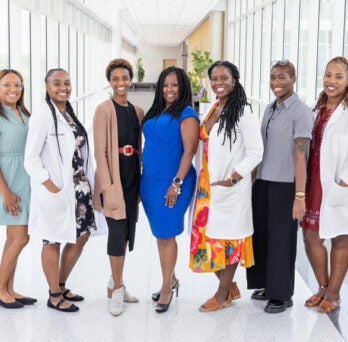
210, 183, 241, 209
103, 184, 120, 211
38, 186, 69, 214
326, 182, 348, 207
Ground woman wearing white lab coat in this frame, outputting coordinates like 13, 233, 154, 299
301, 57, 348, 314
189, 61, 263, 312
24, 68, 102, 312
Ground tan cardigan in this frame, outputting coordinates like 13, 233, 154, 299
93, 99, 144, 220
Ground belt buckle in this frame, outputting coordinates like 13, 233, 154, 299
123, 145, 133, 156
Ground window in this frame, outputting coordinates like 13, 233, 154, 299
316, 0, 333, 97
21, 9, 31, 110
297, 0, 310, 100
0, 0, 9, 69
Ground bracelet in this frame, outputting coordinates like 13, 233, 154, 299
171, 183, 181, 195
295, 191, 305, 197
295, 195, 305, 200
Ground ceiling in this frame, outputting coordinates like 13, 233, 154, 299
102, 0, 223, 46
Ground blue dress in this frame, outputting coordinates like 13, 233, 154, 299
140, 106, 199, 238
0, 106, 30, 225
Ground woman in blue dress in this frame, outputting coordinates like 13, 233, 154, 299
140, 66, 199, 313
0, 69, 36, 308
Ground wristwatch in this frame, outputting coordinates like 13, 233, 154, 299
173, 177, 183, 185
229, 176, 238, 185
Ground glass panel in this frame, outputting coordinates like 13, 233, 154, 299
0, 0, 9, 69
271, 1, 277, 62
344, 0, 348, 57
260, 8, 269, 101
252, 11, 262, 100
297, 0, 310, 100
316, 0, 333, 97
283, 0, 291, 58
21, 9, 31, 110
69, 27, 77, 111
41, 15, 47, 100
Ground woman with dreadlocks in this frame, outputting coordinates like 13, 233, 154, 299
189, 61, 263, 312
140, 66, 199, 313
24, 68, 101, 312
300, 57, 348, 314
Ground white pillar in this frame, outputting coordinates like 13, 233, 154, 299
9, 0, 22, 69
210, 11, 224, 61
111, 10, 122, 58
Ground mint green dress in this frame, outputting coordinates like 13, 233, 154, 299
0, 106, 30, 225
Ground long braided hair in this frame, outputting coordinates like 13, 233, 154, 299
45, 68, 90, 168
0, 69, 30, 119
142, 66, 192, 125
314, 56, 348, 111
208, 61, 251, 148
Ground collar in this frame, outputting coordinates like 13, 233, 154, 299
277, 92, 299, 109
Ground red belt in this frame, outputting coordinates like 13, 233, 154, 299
118, 145, 138, 156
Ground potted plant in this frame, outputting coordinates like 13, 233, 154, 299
188, 50, 213, 113
135, 58, 145, 83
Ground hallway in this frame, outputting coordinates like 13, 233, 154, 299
0, 206, 345, 342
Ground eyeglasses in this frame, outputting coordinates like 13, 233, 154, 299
271, 59, 290, 68
0, 83, 23, 89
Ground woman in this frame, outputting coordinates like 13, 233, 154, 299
301, 56, 348, 314
189, 61, 263, 312
24, 68, 99, 312
140, 66, 199, 313
246, 60, 314, 314
93, 59, 143, 317
0, 69, 36, 308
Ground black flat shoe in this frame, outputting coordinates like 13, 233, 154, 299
62, 289, 84, 302
0, 299, 24, 309
155, 291, 173, 314
14, 297, 37, 305
264, 299, 293, 314
251, 288, 268, 300
47, 290, 79, 312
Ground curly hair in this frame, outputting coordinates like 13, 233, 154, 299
314, 56, 348, 111
208, 61, 251, 148
105, 58, 134, 81
142, 66, 192, 125
0, 69, 30, 119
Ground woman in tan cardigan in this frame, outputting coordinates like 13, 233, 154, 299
93, 59, 144, 316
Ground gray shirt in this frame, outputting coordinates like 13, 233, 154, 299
256, 92, 314, 182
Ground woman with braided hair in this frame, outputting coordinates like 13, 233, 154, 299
141, 66, 199, 313
24, 68, 103, 312
301, 56, 348, 314
189, 61, 263, 312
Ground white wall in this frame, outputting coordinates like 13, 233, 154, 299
135, 41, 183, 82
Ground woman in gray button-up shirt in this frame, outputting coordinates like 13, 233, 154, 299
246, 60, 314, 314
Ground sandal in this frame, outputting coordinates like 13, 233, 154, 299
199, 292, 232, 312
305, 285, 327, 307
47, 290, 79, 312
317, 299, 340, 314
59, 283, 84, 302
230, 281, 241, 300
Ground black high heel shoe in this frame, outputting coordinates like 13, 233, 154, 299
155, 290, 174, 313
152, 280, 180, 302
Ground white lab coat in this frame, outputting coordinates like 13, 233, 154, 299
24, 101, 106, 243
189, 102, 264, 239
318, 102, 348, 238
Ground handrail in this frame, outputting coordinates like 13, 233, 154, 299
70, 85, 111, 104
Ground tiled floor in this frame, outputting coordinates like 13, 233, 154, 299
0, 206, 346, 342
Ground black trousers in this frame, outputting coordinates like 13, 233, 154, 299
246, 180, 298, 301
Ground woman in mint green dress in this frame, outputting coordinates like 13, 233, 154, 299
0, 69, 36, 308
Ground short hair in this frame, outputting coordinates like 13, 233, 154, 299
271, 60, 296, 78
105, 59, 134, 81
